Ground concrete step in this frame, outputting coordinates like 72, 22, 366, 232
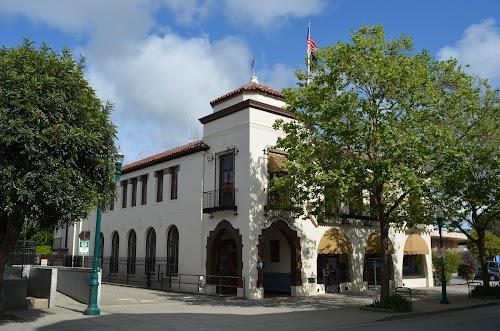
26, 296, 49, 309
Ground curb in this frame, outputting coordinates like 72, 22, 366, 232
375, 302, 500, 322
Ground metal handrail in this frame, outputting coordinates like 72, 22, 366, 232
156, 272, 245, 297
467, 281, 481, 299
395, 286, 412, 309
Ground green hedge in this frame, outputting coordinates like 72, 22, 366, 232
471, 286, 500, 298
369, 294, 412, 312
36, 245, 52, 255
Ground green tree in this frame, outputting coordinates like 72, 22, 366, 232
273, 26, 472, 300
432, 82, 499, 287
432, 250, 462, 284
467, 231, 500, 261
0, 41, 117, 313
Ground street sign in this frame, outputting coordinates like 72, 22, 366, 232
79, 240, 90, 256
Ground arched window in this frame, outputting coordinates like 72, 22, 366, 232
167, 226, 179, 275
110, 231, 119, 273
99, 233, 104, 269
145, 228, 156, 275
127, 230, 137, 274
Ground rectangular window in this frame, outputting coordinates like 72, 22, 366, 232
121, 180, 128, 208
403, 255, 424, 277
219, 152, 235, 206
155, 170, 164, 202
109, 196, 114, 211
140, 174, 148, 205
270, 240, 280, 262
130, 177, 138, 207
170, 166, 179, 200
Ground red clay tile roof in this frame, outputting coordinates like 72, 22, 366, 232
210, 81, 284, 106
121, 140, 209, 174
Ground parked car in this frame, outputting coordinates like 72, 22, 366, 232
475, 261, 500, 281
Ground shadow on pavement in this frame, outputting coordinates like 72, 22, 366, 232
147, 291, 375, 310
35, 309, 382, 331
0, 309, 49, 325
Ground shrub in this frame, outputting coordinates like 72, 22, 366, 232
433, 250, 462, 284
36, 245, 52, 255
470, 285, 500, 298
369, 294, 412, 312
458, 251, 477, 281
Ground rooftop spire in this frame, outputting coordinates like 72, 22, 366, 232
250, 57, 259, 83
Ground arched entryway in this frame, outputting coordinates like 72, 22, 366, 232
402, 234, 430, 286
317, 228, 351, 293
206, 220, 243, 294
363, 232, 394, 288
258, 220, 302, 296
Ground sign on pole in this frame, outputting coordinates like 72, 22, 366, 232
79, 240, 90, 256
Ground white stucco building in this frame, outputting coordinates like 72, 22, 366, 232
54, 77, 437, 298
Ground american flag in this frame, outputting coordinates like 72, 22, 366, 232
307, 25, 317, 55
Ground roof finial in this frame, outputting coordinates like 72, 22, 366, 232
250, 57, 258, 83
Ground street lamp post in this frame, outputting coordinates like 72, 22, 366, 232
85, 152, 124, 315
436, 209, 450, 304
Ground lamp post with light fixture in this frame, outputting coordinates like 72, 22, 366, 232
84, 152, 124, 315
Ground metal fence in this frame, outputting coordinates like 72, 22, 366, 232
6, 240, 37, 266
101, 257, 245, 297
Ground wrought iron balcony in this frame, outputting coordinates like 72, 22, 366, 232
203, 188, 237, 214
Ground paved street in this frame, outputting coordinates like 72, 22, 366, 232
341, 305, 500, 331
1, 284, 498, 330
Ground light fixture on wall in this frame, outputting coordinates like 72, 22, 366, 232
206, 152, 214, 162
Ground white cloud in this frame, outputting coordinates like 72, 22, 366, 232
222, 0, 326, 29
0, 0, 154, 51
438, 18, 500, 85
0, 0, 301, 162
87, 33, 252, 162
259, 63, 297, 90
162, 0, 214, 25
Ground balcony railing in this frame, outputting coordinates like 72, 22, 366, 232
203, 188, 237, 214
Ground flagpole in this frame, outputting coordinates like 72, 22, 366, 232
307, 19, 311, 85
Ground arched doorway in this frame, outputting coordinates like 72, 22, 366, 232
363, 232, 394, 288
258, 220, 302, 296
316, 228, 351, 293
402, 234, 429, 286
206, 221, 242, 294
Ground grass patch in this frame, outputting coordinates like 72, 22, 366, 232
369, 294, 412, 312
471, 285, 500, 298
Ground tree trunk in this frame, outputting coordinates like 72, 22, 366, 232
477, 230, 490, 287
379, 217, 391, 301
0, 214, 24, 315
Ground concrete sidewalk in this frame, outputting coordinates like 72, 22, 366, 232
1, 284, 497, 331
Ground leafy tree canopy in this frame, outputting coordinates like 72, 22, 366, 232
467, 231, 500, 259
273, 25, 479, 300
0, 40, 116, 230
0, 40, 117, 312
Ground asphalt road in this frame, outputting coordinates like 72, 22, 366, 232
338, 305, 500, 331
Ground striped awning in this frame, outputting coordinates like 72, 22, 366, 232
404, 234, 429, 255
318, 228, 352, 254
268, 152, 287, 173
365, 232, 394, 255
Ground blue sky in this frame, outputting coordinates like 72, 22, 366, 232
1, 0, 499, 163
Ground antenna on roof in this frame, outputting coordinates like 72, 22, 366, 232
250, 57, 258, 83
187, 115, 199, 141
